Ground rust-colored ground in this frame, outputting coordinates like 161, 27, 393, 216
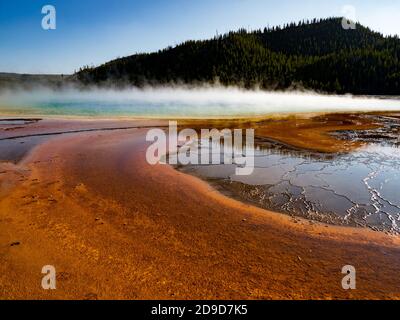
180, 112, 385, 153
0, 114, 400, 299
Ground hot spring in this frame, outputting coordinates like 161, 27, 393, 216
0, 86, 400, 118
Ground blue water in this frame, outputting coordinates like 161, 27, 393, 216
1, 88, 400, 118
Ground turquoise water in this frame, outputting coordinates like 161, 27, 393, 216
0, 101, 183, 118
0, 99, 182, 118
1, 88, 400, 118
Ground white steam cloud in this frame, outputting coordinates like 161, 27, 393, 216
0, 85, 399, 118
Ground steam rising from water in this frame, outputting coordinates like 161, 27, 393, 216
0, 86, 399, 118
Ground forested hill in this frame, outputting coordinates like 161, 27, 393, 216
76, 18, 400, 95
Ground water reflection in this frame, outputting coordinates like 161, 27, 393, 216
177, 119, 400, 233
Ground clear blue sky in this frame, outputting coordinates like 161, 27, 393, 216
1, 0, 399, 74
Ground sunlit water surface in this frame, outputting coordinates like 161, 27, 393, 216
1, 89, 400, 233
1, 88, 400, 118
177, 117, 400, 233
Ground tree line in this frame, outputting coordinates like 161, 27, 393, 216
76, 18, 400, 95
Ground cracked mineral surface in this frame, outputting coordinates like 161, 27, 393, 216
177, 115, 400, 234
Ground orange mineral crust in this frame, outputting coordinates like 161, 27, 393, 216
0, 116, 399, 299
